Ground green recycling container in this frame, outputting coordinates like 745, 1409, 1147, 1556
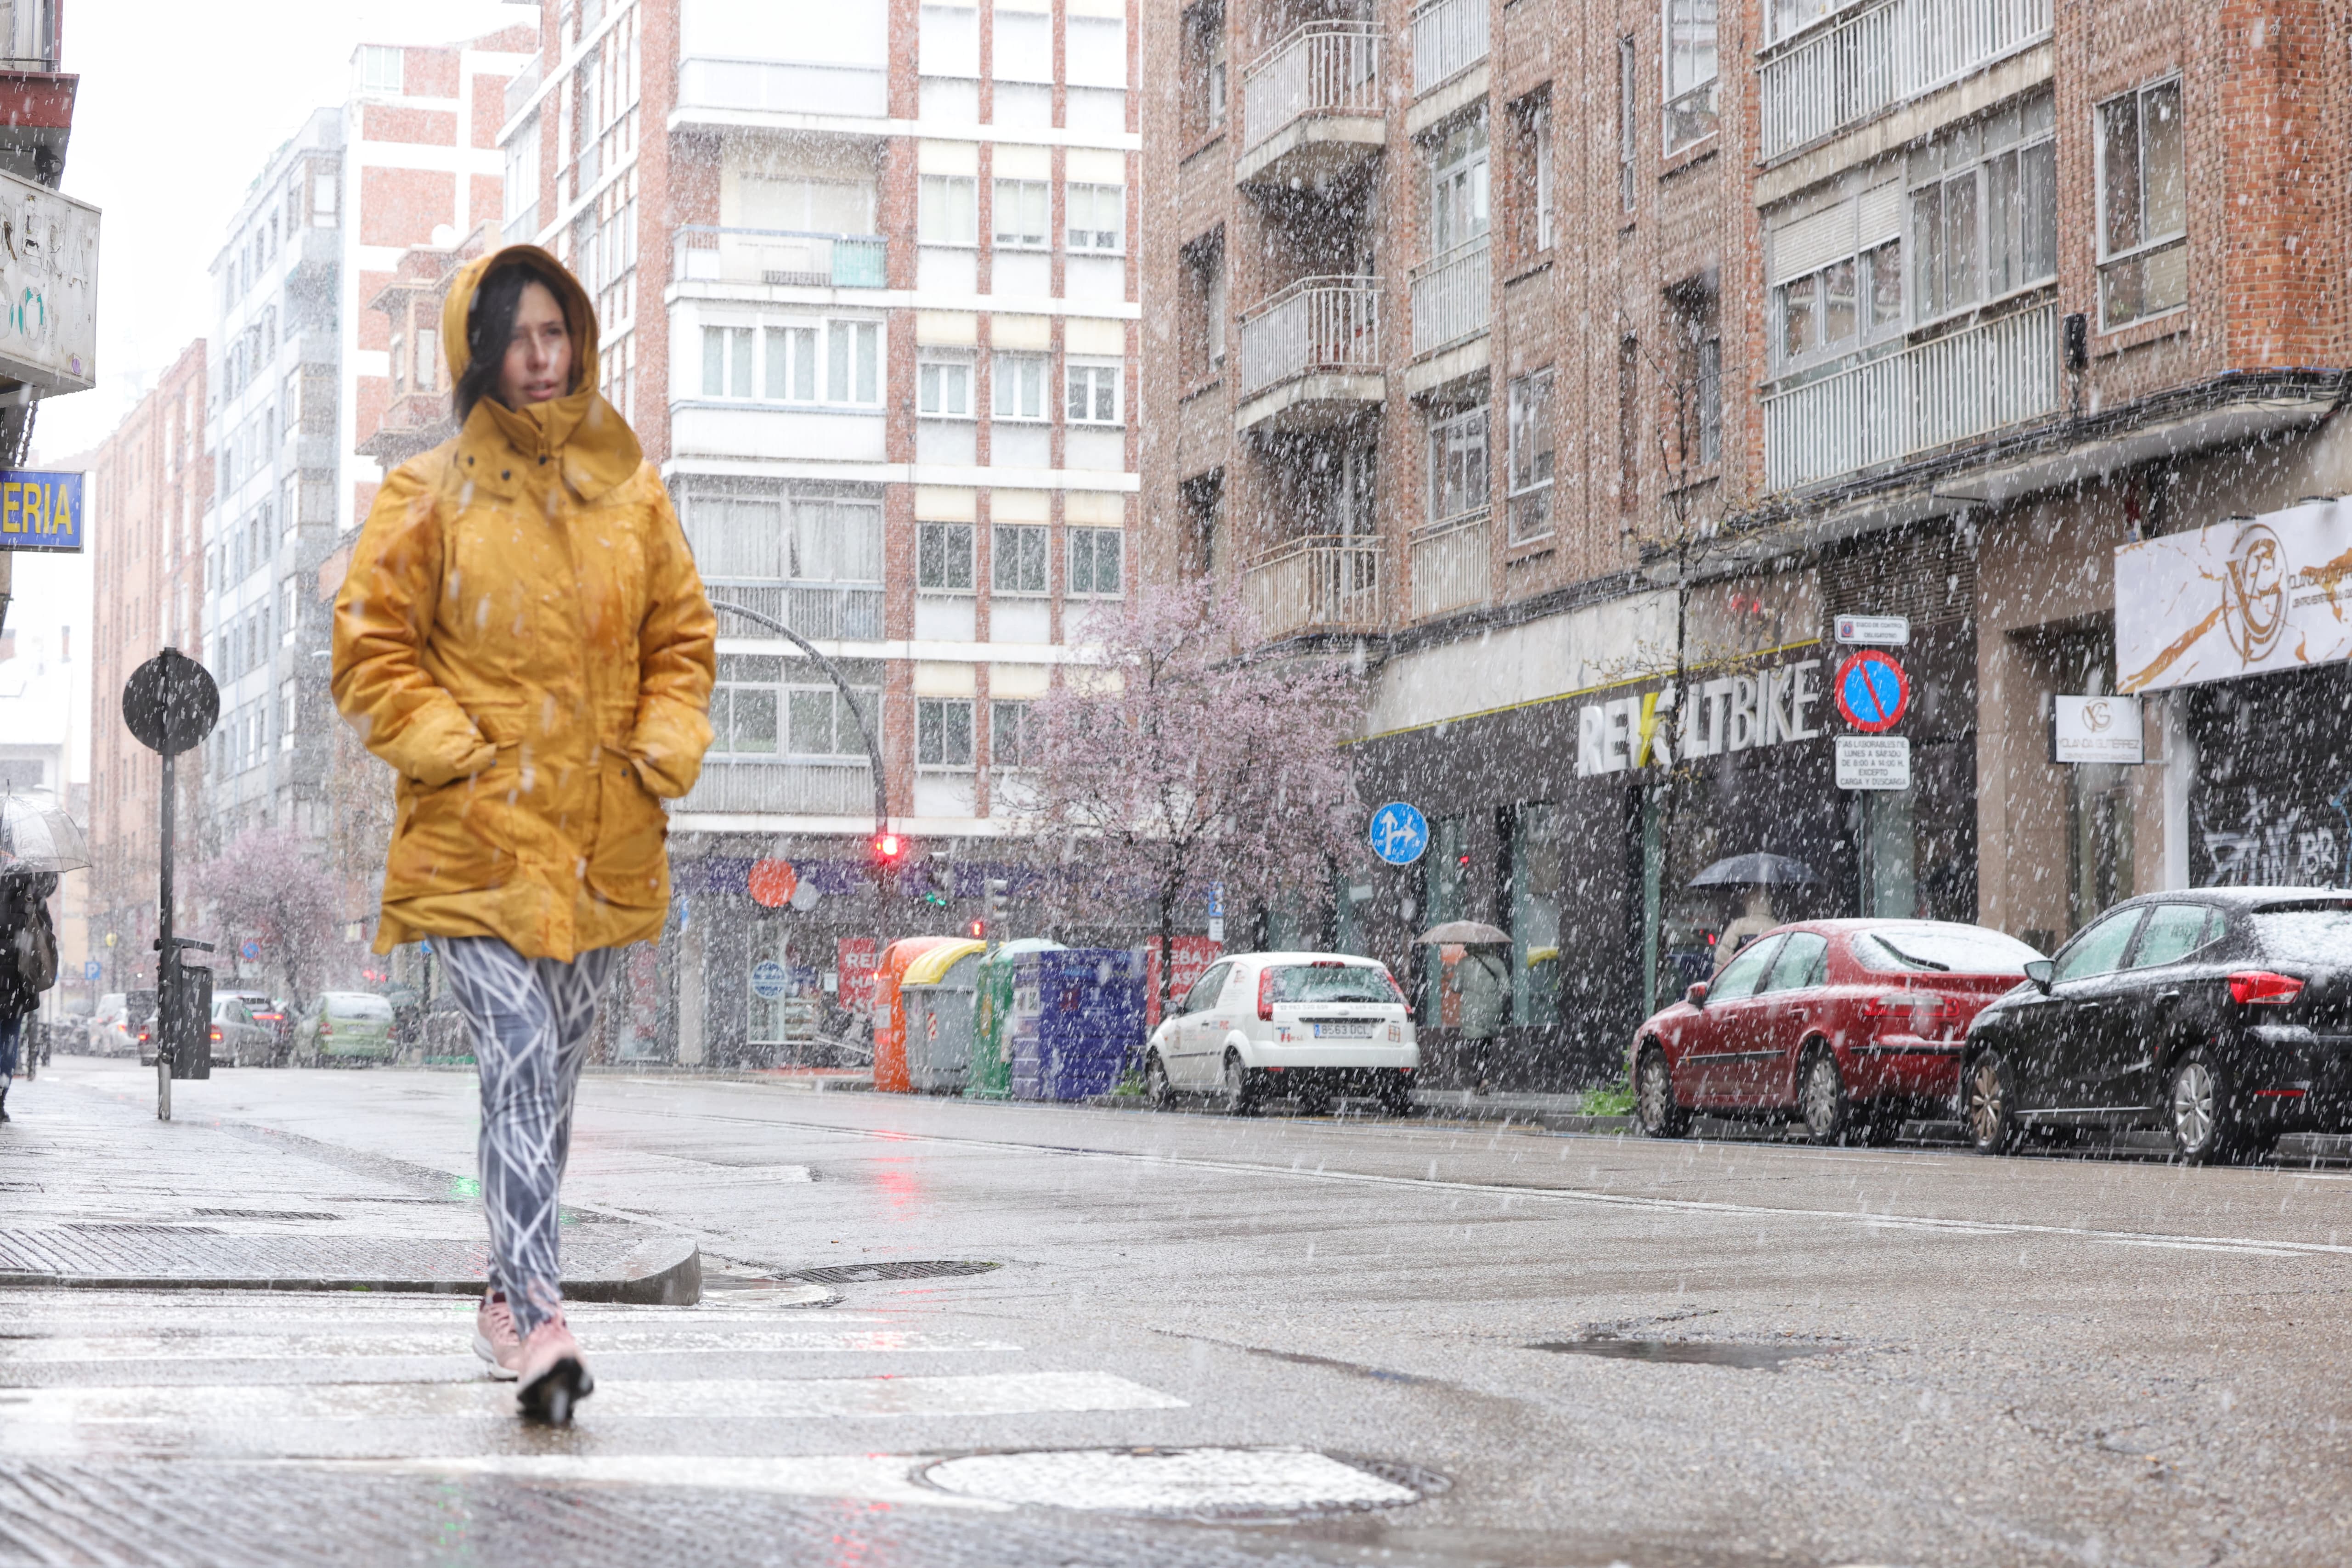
968, 938, 1063, 1099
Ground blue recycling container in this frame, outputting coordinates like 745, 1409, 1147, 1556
1009, 948, 1147, 1100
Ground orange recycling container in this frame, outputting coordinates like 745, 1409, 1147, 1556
871, 936, 967, 1092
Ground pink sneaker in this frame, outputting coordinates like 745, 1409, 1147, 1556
472, 1290, 521, 1380
514, 1310, 593, 1424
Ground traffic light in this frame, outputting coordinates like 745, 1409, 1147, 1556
967, 917, 987, 939
871, 830, 905, 866
985, 877, 1009, 925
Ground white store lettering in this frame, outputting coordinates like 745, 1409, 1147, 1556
1574, 658, 1825, 777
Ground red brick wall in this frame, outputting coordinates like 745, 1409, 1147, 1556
405, 46, 461, 100
356, 271, 396, 350
362, 105, 458, 146
359, 167, 457, 248
471, 73, 511, 149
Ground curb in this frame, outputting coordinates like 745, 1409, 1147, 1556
0, 1235, 703, 1305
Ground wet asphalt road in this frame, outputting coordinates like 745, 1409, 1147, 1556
5, 1058, 2352, 1568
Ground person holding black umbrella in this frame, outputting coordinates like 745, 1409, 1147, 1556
0, 794, 82, 1122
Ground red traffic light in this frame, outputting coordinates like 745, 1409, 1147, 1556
872, 831, 905, 863
967, 918, 986, 939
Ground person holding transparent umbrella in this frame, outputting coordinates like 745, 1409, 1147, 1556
0, 793, 81, 1122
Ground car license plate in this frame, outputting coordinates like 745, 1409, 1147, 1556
1312, 1022, 1372, 1038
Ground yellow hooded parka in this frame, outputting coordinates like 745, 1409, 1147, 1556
332, 246, 716, 962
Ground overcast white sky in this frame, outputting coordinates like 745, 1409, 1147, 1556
34, 0, 539, 462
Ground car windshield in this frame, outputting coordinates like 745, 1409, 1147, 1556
327, 994, 395, 1020
1853, 925, 2042, 974
1264, 964, 1398, 1004
2253, 906, 2352, 966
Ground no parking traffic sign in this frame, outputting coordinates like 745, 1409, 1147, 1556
1832, 650, 1910, 733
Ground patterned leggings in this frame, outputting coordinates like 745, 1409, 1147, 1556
437, 936, 618, 1336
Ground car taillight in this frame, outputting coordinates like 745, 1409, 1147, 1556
208, 1027, 222, 1043
320, 1020, 333, 1037
2229, 970, 2305, 1006
1862, 992, 1950, 1021
1380, 967, 1408, 1004
136, 1027, 149, 1043
1258, 970, 1275, 1021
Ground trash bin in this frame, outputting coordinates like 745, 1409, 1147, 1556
969, 939, 1063, 1100
872, 936, 969, 1093
1009, 948, 1146, 1101
901, 939, 987, 1093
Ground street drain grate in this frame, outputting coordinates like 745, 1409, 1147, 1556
919, 1447, 1431, 1517
1529, 1337, 1845, 1370
788, 1260, 1001, 1286
190, 1209, 344, 1221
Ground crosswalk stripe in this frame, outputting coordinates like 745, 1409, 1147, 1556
316, 1454, 1012, 1511
0, 1328, 1019, 1364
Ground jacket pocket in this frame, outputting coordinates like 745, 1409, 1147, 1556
383, 764, 520, 899
587, 751, 669, 908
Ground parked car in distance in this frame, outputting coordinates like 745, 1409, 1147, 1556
1142, 952, 1418, 1114
207, 996, 274, 1067
224, 990, 290, 1064
293, 991, 398, 1066
1963, 889, 2352, 1164
119, 989, 160, 1065
1634, 919, 2046, 1144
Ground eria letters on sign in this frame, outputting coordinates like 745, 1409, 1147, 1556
1575, 660, 1825, 777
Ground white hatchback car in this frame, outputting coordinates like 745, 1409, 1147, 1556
1142, 951, 1418, 1114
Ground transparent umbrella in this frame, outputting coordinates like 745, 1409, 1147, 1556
0, 791, 89, 874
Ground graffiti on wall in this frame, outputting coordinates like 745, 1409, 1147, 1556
2197, 785, 2352, 888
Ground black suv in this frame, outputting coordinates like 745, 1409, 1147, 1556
1962, 889, 2352, 1163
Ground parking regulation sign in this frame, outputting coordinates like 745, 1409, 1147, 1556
1832, 650, 1911, 733
1368, 802, 1430, 866
749, 959, 790, 999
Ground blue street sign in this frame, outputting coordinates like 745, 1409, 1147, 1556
1207, 882, 1225, 919
0, 470, 83, 553
82, 959, 100, 982
240, 939, 261, 961
749, 959, 790, 1000
1369, 802, 1430, 866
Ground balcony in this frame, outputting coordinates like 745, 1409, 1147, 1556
1759, 0, 2052, 163
708, 581, 885, 642
503, 54, 542, 127
1410, 0, 1487, 96
677, 758, 875, 817
1761, 301, 2059, 493
1409, 235, 1489, 358
1237, 23, 1383, 191
1409, 509, 1487, 620
1244, 535, 1384, 641
1235, 276, 1383, 433
673, 227, 888, 291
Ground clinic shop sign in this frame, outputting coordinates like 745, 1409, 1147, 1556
1575, 656, 1830, 776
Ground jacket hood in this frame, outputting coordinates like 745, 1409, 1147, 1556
442, 243, 640, 496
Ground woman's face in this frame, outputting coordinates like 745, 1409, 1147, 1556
497, 279, 573, 408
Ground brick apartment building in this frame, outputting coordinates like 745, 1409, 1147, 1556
492, 0, 1140, 1062
87, 341, 209, 994
1141, 0, 2352, 1087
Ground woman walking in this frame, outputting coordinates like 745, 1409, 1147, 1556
333, 246, 715, 1423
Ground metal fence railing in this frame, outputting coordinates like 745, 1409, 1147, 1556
1237, 275, 1381, 400
1408, 235, 1490, 356
673, 227, 889, 289
1243, 22, 1381, 152
1411, 0, 1488, 92
1409, 509, 1488, 620
1244, 535, 1384, 640
1759, 0, 2051, 160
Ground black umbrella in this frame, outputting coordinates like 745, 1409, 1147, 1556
1688, 853, 1820, 889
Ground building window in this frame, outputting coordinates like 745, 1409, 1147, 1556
1769, 0, 1839, 42
2097, 77, 2186, 328
918, 521, 975, 590
1427, 114, 1490, 255
357, 44, 403, 94
1068, 527, 1124, 596
702, 326, 754, 398
827, 320, 882, 403
919, 175, 978, 245
1428, 404, 1489, 523
712, 655, 880, 759
1067, 183, 1124, 252
1668, 282, 1720, 470
1617, 335, 1640, 514
1066, 361, 1121, 424
686, 496, 883, 583
919, 354, 973, 417
767, 325, 818, 400
993, 523, 1048, 593
994, 179, 1049, 247
1518, 96, 1553, 254
788, 684, 876, 757
1506, 369, 1554, 543
990, 699, 1034, 769
280, 680, 298, 751
918, 698, 976, 768
1661, 0, 1717, 153
919, 2, 980, 75
1913, 90, 2056, 325
1692, 338, 1721, 466
995, 352, 1048, 419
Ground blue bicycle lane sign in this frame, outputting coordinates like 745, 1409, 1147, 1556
1368, 802, 1430, 866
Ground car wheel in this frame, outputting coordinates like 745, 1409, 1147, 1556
1635, 1043, 1689, 1139
1218, 1050, 1259, 1117
1799, 1047, 1850, 1145
1964, 1049, 2020, 1156
1144, 1052, 1176, 1110
2168, 1049, 2245, 1166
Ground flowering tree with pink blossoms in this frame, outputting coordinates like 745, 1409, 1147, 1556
192, 825, 342, 1017
1016, 577, 1364, 1015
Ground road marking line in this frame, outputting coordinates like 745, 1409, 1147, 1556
924, 1447, 1417, 1512
315, 1454, 1011, 1510
0, 1329, 1021, 1364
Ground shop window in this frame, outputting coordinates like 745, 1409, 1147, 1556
918, 697, 976, 768
2069, 762, 2135, 935
993, 523, 1048, 593
918, 521, 975, 590
1860, 790, 1916, 918
1510, 804, 1561, 1025
1418, 815, 1467, 1026
1661, 0, 1716, 152
1506, 369, 1555, 542
2096, 76, 2186, 328
994, 179, 1050, 248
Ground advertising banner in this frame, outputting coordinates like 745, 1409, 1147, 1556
2117, 500, 2352, 693
2052, 694, 2144, 764
0, 168, 98, 395
0, 468, 81, 551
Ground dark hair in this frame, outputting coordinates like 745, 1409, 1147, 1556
453, 260, 574, 422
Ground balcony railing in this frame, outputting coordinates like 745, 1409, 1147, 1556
504, 54, 543, 125
673, 227, 889, 289
1411, 0, 1488, 92
1237, 276, 1381, 400
1762, 301, 2059, 492
1244, 535, 1384, 640
1409, 235, 1490, 355
1759, 0, 2052, 160
1410, 509, 1488, 620
706, 581, 885, 642
678, 759, 875, 816
1242, 23, 1381, 153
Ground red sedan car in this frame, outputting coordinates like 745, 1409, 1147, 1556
1632, 920, 2044, 1143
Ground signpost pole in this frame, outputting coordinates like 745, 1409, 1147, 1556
156, 748, 173, 1120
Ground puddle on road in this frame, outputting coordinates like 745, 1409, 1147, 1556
1527, 1337, 1846, 1370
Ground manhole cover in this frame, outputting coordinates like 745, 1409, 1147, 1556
1529, 1337, 1844, 1370
921, 1447, 1422, 1516
789, 1260, 1000, 1285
